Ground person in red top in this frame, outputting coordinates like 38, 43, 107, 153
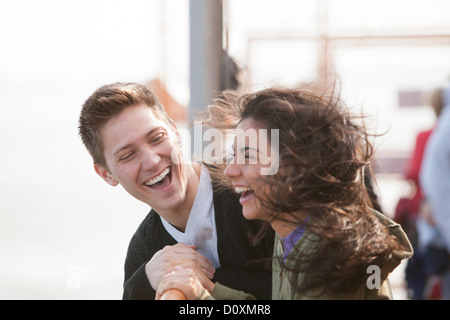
405, 130, 433, 216
399, 87, 444, 299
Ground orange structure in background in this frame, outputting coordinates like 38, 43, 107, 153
147, 78, 187, 123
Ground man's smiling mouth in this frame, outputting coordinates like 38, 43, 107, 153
144, 167, 171, 188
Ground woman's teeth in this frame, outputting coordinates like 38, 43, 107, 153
146, 168, 170, 186
235, 186, 252, 194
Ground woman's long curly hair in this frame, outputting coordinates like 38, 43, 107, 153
201, 85, 405, 296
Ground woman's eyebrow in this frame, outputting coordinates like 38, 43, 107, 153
238, 146, 258, 154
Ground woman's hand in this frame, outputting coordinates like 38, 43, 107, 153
156, 267, 208, 300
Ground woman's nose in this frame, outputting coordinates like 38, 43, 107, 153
224, 160, 241, 178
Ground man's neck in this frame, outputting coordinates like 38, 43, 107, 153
158, 163, 202, 232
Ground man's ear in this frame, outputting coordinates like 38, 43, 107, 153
94, 164, 119, 186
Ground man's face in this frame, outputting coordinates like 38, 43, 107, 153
95, 104, 191, 213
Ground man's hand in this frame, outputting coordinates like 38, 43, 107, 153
145, 243, 215, 290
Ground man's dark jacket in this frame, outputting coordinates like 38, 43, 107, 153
122, 186, 274, 300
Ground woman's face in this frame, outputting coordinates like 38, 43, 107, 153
223, 117, 276, 221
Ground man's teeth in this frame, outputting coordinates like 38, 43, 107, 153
146, 168, 170, 186
235, 186, 252, 194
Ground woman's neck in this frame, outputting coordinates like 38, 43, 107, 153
270, 212, 309, 237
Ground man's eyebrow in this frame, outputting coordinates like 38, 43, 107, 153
112, 127, 162, 157
145, 126, 164, 139
113, 144, 133, 157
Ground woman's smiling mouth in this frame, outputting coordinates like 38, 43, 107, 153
234, 186, 255, 204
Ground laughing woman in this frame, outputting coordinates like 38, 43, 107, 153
156, 87, 413, 300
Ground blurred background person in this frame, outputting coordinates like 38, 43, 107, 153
396, 87, 445, 299
420, 85, 450, 299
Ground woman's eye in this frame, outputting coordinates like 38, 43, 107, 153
235, 152, 254, 164
245, 151, 256, 159
227, 147, 235, 157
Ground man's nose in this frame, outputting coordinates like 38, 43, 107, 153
140, 147, 162, 170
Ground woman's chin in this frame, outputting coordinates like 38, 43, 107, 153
242, 208, 260, 221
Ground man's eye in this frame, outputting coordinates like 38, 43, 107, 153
150, 132, 166, 145
119, 152, 135, 162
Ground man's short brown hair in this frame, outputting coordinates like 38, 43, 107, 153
78, 82, 172, 167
